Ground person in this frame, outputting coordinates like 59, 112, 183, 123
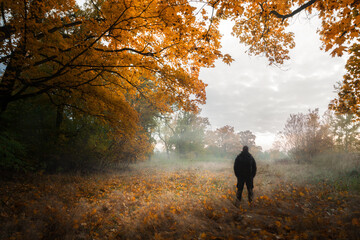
234, 146, 257, 203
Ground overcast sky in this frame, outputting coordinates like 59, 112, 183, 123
199, 15, 347, 150
75, 0, 346, 151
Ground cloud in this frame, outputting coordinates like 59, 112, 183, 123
199, 16, 347, 150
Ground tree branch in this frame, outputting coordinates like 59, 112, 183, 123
0, 20, 83, 43
33, 55, 58, 66
35, 20, 83, 39
10, 85, 54, 101
270, 0, 317, 19
0, 25, 15, 43
94, 47, 155, 57
90, 0, 106, 20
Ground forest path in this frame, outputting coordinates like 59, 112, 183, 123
1, 160, 359, 239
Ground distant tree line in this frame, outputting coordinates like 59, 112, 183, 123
154, 110, 262, 160
276, 109, 360, 163
154, 108, 360, 165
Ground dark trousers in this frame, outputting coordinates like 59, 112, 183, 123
236, 177, 254, 202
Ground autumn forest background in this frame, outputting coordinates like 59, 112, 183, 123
1, 0, 360, 239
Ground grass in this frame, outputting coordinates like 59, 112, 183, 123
1, 156, 360, 239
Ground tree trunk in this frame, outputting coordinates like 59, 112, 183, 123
0, 47, 26, 113
55, 104, 64, 141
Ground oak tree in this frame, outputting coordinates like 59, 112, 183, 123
0, 0, 229, 140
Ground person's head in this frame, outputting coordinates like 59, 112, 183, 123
242, 146, 249, 152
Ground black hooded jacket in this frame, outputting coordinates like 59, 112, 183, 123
234, 150, 257, 179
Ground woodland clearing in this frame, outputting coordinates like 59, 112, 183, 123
1, 158, 360, 240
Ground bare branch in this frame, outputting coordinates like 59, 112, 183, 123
90, 0, 106, 20
270, 0, 317, 20
35, 20, 83, 39
94, 47, 155, 57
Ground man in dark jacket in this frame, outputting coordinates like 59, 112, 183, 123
234, 146, 257, 203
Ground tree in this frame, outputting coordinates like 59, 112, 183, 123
0, 0, 231, 140
267, 148, 288, 162
280, 109, 333, 163
154, 114, 176, 160
205, 125, 240, 157
0, 92, 156, 171
238, 130, 256, 149
170, 111, 210, 157
0, 0, 240, 168
330, 44, 360, 120
329, 113, 360, 151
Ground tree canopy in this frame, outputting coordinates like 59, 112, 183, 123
2, 0, 359, 127
0, 0, 232, 139
210, 0, 359, 117
213, 0, 359, 63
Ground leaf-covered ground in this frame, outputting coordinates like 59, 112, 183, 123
1, 160, 360, 240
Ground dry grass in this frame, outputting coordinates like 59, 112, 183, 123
1, 158, 359, 239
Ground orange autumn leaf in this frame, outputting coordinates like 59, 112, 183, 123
275, 221, 281, 228
352, 218, 360, 226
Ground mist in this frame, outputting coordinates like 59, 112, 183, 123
1, 0, 360, 239
2, 109, 360, 239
